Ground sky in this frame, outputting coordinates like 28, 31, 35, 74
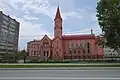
0, 0, 101, 50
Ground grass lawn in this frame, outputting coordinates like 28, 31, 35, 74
0, 63, 120, 68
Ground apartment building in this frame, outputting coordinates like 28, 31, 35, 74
0, 11, 20, 55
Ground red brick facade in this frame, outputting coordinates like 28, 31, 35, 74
27, 7, 104, 61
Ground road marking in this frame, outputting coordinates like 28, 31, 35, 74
0, 77, 120, 80
0, 70, 120, 72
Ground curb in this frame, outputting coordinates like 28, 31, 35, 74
0, 67, 120, 70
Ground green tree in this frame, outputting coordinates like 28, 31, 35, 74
96, 0, 120, 54
0, 50, 27, 63
2, 53, 17, 63
17, 50, 27, 63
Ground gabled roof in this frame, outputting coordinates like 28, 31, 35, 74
52, 36, 62, 41
40, 35, 51, 42
54, 7, 62, 20
62, 34, 95, 40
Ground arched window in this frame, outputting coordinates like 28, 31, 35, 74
68, 41, 72, 54
69, 49, 72, 54
87, 42, 90, 53
78, 43, 80, 49
43, 39, 49, 47
73, 44, 76, 54
44, 51, 46, 56
81, 41, 84, 49
34, 51, 36, 56
47, 51, 49, 56
78, 50, 81, 54
68, 41, 72, 49
78, 42, 81, 54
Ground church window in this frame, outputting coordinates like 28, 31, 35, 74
69, 49, 72, 54
47, 51, 49, 56
37, 44, 39, 48
44, 51, 45, 56
43, 39, 49, 47
34, 44, 36, 48
34, 51, 36, 56
73, 44, 76, 54
82, 41, 84, 48
78, 50, 81, 54
73, 44, 76, 49
52, 44, 53, 47
78, 43, 80, 49
87, 42, 90, 53
68, 41, 72, 54
68, 41, 72, 48
69, 43, 72, 49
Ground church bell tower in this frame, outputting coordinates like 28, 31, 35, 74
52, 6, 63, 61
54, 6, 62, 38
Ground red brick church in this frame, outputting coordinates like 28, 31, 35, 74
27, 7, 104, 61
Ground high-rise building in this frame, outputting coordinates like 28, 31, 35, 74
0, 11, 20, 55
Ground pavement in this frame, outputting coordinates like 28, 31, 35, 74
0, 67, 120, 80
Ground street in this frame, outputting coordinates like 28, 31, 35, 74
0, 68, 120, 80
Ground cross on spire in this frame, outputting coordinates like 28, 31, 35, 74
57, 0, 59, 7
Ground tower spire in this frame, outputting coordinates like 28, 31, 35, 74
54, 0, 62, 20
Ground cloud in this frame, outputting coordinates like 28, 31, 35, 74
17, 0, 56, 18
0, 0, 97, 21
5, 0, 83, 20
0, 0, 52, 50
23, 15, 39, 20
0, 0, 101, 50
77, 8, 98, 22
19, 17, 52, 50
63, 12, 83, 20
21, 0, 82, 20
0, 0, 85, 20
64, 23, 102, 36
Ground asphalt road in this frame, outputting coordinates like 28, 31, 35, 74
0, 68, 120, 80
